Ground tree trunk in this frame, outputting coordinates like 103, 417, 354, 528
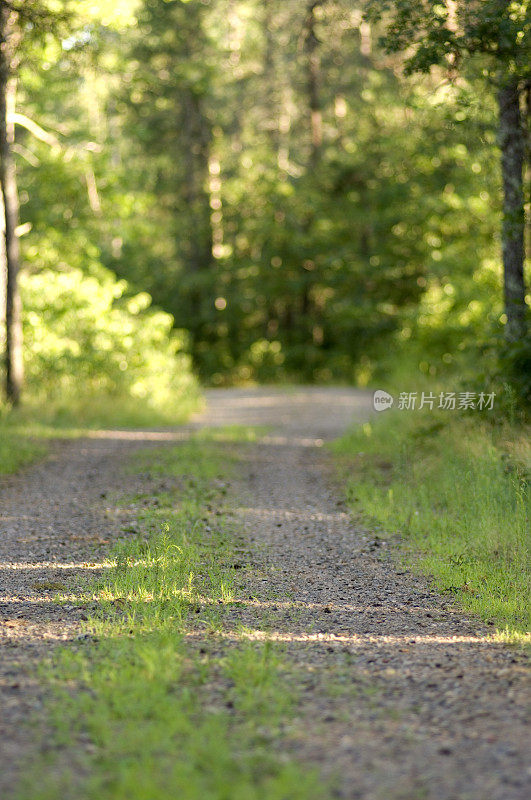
182, 90, 213, 274
180, 88, 213, 357
498, 79, 527, 343
524, 79, 530, 263
0, 8, 22, 404
0, 189, 6, 352
263, 1, 279, 153
304, 1, 322, 168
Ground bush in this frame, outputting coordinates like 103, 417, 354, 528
21, 266, 200, 424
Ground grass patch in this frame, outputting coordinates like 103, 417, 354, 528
332, 410, 530, 646
0, 389, 203, 475
17, 430, 325, 800
0, 418, 48, 473
14, 389, 203, 429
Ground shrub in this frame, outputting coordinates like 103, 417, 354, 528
21, 266, 200, 423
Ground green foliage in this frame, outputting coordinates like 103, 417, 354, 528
7, 0, 528, 399
362, 0, 530, 402
365, 1, 531, 79
88, 0, 510, 385
333, 410, 530, 644
20, 265, 199, 421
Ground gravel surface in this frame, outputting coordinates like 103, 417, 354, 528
0, 433, 165, 795
0, 387, 529, 799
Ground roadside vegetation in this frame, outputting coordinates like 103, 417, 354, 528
17, 430, 325, 800
0, 263, 201, 474
0, 418, 48, 473
20, 265, 200, 426
333, 408, 530, 646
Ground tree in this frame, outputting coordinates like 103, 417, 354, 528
0, 3, 23, 403
0, 0, 68, 404
365, 0, 530, 344
104, 0, 501, 383
304, 1, 323, 167
124, 0, 216, 351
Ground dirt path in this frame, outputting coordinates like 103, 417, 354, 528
1, 388, 529, 799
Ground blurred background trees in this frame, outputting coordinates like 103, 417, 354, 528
0, 0, 529, 411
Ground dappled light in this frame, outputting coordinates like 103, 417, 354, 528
184, 629, 495, 648
234, 507, 349, 523
0, 561, 110, 571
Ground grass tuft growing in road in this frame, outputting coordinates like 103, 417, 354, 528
333, 411, 530, 646
17, 429, 325, 800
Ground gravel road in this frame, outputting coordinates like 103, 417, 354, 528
0, 387, 529, 799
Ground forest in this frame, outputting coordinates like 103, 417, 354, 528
0, 2, 530, 800
0, 0, 529, 415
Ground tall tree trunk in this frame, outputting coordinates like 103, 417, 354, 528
498, 79, 527, 343
263, 1, 279, 154
304, 1, 322, 168
0, 189, 5, 354
181, 88, 213, 356
182, 90, 213, 275
524, 79, 530, 263
298, 3, 324, 348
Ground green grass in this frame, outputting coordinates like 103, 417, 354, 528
0, 418, 48, 473
0, 389, 203, 475
17, 388, 203, 429
17, 430, 325, 800
332, 410, 530, 646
